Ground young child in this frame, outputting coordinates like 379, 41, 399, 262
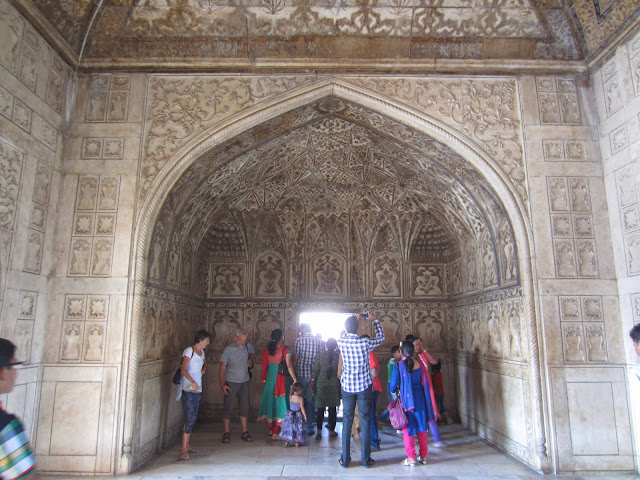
431, 361, 452, 424
279, 382, 308, 447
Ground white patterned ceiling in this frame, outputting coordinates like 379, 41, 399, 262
153, 97, 512, 267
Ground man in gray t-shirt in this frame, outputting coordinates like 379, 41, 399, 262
219, 328, 256, 443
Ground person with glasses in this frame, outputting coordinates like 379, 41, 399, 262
0, 338, 36, 479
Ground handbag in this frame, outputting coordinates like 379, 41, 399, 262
172, 349, 194, 385
388, 396, 409, 430
277, 346, 290, 376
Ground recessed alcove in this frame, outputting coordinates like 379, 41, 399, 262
132, 94, 535, 472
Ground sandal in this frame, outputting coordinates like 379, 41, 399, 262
402, 458, 417, 467
222, 432, 231, 443
295, 442, 300, 447
338, 458, 349, 468
240, 431, 254, 442
364, 458, 375, 468
179, 450, 190, 461
283, 441, 290, 447
187, 446, 199, 453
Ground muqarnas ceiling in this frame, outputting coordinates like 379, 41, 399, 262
148, 97, 518, 299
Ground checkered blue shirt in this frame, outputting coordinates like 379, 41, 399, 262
337, 320, 385, 393
294, 334, 327, 378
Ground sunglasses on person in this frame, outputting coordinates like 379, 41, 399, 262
2, 361, 23, 368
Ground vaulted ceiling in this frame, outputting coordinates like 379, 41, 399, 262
153, 97, 513, 267
11, 0, 640, 71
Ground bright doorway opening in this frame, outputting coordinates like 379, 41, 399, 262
298, 311, 352, 423
298, 311, 352, 341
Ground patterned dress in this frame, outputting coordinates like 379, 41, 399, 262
258, 345, 290, 435
279, 398, 307, 444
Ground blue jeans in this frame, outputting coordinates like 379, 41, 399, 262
341, 385, 372, 466
369, 390, 380, 448
181, 391, 202, 433
299, 377, 315, 432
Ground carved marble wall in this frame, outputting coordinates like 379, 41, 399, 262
0, 0, 66, 450
522, 39, 635, 470
591, 25, 640, 473
1, 0, 638, 473
136, 286, 205, 467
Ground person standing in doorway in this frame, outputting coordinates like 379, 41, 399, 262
311, 338, 340, 439
178, 329, 211, 460
337, 312, 385, 468
219, 328, 256, 444
293, 323, 327, 436
0, 338, 36, 479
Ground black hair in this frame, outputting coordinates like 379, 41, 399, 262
400, 341, 415, 372
404, 334, 418, 343
432, 360, 442, 372
345, 315, 358, 334
194, 329, 211, 344
390, 345, 400, 355
268, 328, 283, 356
291, 381, 303, 395
630, 324, 640, 343
0, 338, 16, 368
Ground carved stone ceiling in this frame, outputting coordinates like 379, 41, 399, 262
18, 0, 638, 68
155, 97, 511, 265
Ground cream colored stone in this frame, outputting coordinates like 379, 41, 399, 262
567, 381, 617, 454
49, 382, 101, 455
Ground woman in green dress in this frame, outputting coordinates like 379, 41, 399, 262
311, 337, 341, 440
258, 329, 295, 439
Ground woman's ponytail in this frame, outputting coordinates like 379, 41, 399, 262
268, 328, 283, 356
400, 341, 415, 372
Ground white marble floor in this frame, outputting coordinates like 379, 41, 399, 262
40, 423, 639, 480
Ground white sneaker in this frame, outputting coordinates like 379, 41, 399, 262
416, 456, 427, 465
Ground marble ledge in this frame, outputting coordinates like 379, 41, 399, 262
523, 125, 598, 141
537, 278, 619, 295
49, 276, 130, 296
69, 122, 144, 137
525, 162, 603, 178
62, 159, 140, 177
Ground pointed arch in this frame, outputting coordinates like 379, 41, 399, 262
117, 79, 545, 474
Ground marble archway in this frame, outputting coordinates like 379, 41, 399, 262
118, 80, 548, 474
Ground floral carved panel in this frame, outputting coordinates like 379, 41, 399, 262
254, 251, 286, 298
372, 253, 401, 298
411, 265, 445, 297
210, 264, 245, 297
415, 309, 446, 352
141, 76, 317, 199
351, 77, 527, 203
311, 252, 345, 298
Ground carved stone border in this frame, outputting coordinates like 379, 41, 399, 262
117, 78, 547, 473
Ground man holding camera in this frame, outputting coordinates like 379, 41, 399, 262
337, 311, 385, 469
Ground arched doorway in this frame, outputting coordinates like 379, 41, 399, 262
118, 82, 548, 474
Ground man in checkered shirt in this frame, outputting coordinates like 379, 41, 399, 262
293, 323, 327, 434
337, 312, 384, 469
